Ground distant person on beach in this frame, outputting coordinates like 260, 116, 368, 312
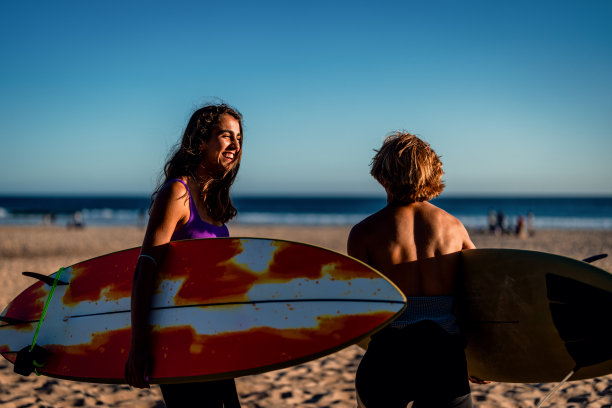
43, 212, 57, 225
496, 210, 506, 235
527, 210, 535, 236
515, 215, 527, 239
488, 209, 497, 234
124, 104, 244, 407
67, 210, 84, 229
348, 132, 476, 407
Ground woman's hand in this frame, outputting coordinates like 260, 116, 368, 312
125, 346, 152, 388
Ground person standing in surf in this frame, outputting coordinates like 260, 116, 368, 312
125, 103, 244, 408
348, 132, 476, 407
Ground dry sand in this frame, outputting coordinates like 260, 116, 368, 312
0, 224, 610, 407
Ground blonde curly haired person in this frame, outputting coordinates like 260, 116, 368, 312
349, 132, 476, 408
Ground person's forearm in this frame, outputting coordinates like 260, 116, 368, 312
130, 259, 157, 347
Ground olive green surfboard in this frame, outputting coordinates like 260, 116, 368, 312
358, 249, 612, 383
461, 248, 612, 383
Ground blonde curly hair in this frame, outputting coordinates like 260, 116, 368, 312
370, 132, 445, 203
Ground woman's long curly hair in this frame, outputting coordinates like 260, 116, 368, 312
151, 104, 243, 224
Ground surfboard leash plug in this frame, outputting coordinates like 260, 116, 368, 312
14, 345, 49, 376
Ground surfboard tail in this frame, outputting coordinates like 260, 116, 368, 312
546, 273, 612, 370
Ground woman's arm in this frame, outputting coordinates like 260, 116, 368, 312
125, 181, 189, 388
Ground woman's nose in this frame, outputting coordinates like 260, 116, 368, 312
230, 136, 240, 150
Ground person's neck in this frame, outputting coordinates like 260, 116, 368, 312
386, 197, 426, 208
193, 166, 215, 191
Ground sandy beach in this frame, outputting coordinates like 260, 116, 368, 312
0, 224, 610, 407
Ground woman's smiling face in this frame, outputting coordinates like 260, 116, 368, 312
199, 113, 242, 174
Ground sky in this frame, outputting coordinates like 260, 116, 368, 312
1, 0, 611, 197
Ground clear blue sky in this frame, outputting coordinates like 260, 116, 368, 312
1, 0, 611, 197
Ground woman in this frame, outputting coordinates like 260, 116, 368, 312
348, 132, 476, 407
125, 104, 243, 407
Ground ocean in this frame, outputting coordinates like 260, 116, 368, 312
0, 195, 611, 230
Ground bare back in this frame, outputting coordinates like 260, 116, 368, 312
348, 201, 475, 296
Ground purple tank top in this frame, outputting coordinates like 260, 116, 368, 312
166, 179, 229, 241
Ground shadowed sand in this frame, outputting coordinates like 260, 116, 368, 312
0, 225, 610, 407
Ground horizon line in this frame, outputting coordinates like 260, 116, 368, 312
1, 192, 612, 199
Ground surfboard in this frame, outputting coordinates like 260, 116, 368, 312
0, 238, 406, 384
357, 249, 612, 383
461, 248, 612, 383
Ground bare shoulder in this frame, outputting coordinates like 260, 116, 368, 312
165, 178, 189, 196
347, 211, 383, 263
141, 179, 191, 248
348, 214, 373, 246
422, 202, 462, 227
149, 179, 190, 225
348, 209, 384, 240
421, 202, 475, 249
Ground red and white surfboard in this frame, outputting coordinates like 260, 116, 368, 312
0, 238, 406, 384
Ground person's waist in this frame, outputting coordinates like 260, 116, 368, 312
390, 296, 458, 334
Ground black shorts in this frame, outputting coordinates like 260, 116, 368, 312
160, 378, 240, 408
356, 320, 472, 408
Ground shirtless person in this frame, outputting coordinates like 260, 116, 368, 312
348, 132, 476, 408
